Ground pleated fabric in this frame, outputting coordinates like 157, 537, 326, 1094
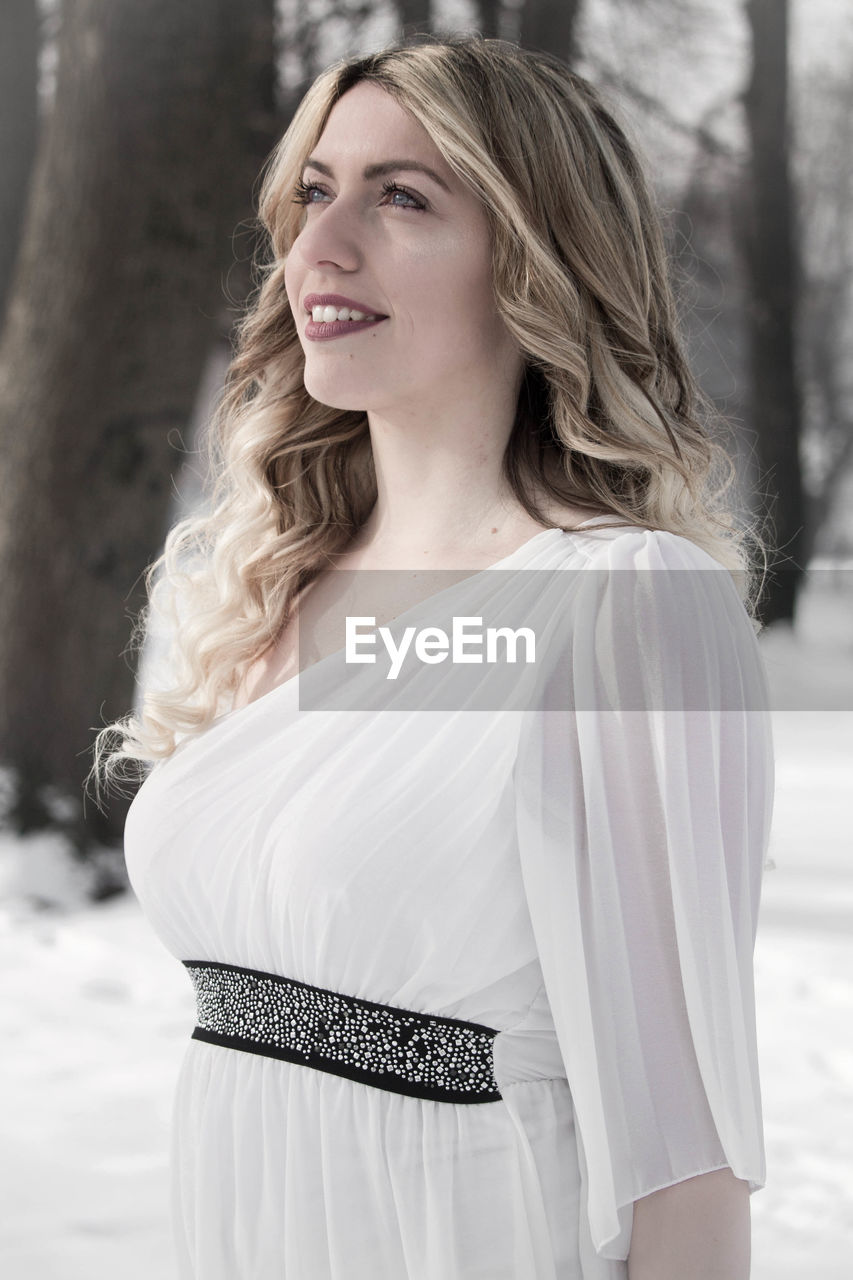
123, 518, 775, 1279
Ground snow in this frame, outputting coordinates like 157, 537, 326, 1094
0, 570, 851, 1278
751, 715, 853, 1278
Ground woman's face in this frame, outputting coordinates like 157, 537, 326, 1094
284, 81, 523, 417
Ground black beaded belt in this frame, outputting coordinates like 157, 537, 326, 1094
182, 960, 503, 1105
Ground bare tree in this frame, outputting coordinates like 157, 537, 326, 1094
278, 1, 380, 115
0, 0, 278, 866
795, 64, 853, 554
519, 0, 583, 62
394, 1, 432, 39
474, 1, 502, 39
742, 0, 806, 621
0, 0, 39, 324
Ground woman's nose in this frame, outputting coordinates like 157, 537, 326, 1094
295, 197, 362, 272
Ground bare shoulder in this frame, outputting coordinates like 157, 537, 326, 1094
543, 502, 615, 529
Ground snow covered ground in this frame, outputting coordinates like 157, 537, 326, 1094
0, 571, 851, 1279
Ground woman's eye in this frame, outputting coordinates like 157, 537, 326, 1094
291, 178, 426, 212
291, 180, 327, 206
379, 181, 426, 211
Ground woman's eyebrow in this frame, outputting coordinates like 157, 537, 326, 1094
302, 156, 452, 194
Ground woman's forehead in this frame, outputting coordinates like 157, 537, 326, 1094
312, 82, 453, 181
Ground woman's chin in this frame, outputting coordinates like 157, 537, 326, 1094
302, 372, 382, 414
305, 388, 371, 413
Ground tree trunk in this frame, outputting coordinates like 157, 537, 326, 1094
519, 0, 582, 62
395, 1, 432, 38
742, 0, 806, 623
475, 1, 503, 39
0, 0, 277, 855
0, 0, 39, 324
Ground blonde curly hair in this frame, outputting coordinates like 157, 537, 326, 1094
90, 31, 767, 796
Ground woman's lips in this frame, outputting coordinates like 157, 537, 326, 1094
305, 316, 388, 341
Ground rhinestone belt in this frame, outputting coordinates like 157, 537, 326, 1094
182, 960, 503, 1104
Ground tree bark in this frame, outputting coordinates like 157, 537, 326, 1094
475, 1, 503, 39
0, 0, 277, 852
0, 0, 39, 324
742, 0, 806, 623
395, 1, 432, 39
519, 0, 582, 63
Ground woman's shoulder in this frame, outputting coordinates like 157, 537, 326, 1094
537, 521, 759, 696
549, 515, 727, 573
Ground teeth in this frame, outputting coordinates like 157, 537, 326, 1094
311, 304, 378, 323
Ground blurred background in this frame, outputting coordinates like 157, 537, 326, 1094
0, 1, 850, 1276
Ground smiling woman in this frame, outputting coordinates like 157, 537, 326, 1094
92, 31, 774, 1280
284, 81, 524, 442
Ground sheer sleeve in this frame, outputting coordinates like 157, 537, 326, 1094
512, 528, 775, 1265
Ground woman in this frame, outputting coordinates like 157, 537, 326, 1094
94, 33, 775, 1280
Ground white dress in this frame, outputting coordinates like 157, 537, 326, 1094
123, 519, 775, 1280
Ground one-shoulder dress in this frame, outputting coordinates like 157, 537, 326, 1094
123, 519, 775, 1280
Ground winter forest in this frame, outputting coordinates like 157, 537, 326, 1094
0, 0, 851, 1276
